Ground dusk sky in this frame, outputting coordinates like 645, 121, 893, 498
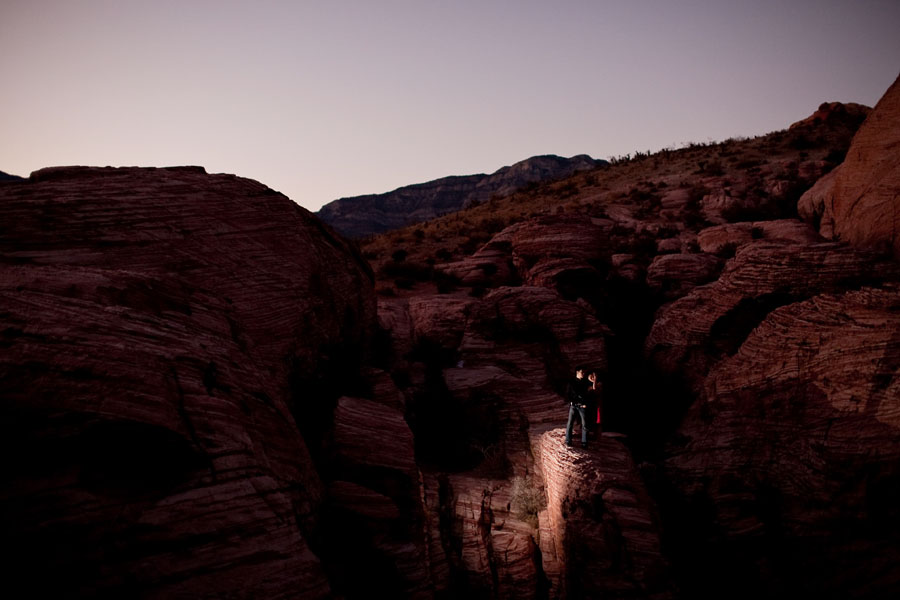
2, 1, 898, 212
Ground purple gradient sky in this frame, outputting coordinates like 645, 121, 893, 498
2, 1, 898, 211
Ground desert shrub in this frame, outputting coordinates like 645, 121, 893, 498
469, 285, 487, 298
472, 443, 510, 479
717, 241, 739, 259
511, 476, 546, 527
477, 262, 499, 276
735, 158, 762, 169
559, 182, 579, 198
788, 132, 821, 150
458, 232, 491, 255
433, 270, 461, 294
751, 226, 765, 239
696, 160, 724, 176
482, 217, 507, 234
391, 248, 408, 262
381, 260, 432, 281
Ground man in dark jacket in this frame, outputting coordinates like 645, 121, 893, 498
565, 367, 597, 448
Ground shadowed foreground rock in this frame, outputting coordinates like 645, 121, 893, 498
665, 286, 900, 597
0, 167, 376, 598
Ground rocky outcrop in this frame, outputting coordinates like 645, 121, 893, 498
646, 253, 723, 300
645, 241, 899, 392
438, 215, 613, 305
696, 219, 821, 255
799, 75, 900, 258
317, 155, 602, 237
538, 429, 672, 599
325, 368, 432, 598
375, 283, 613, 598
664, 285, 900, 597
0, 166, 376, 597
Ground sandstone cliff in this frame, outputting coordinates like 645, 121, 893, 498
799, 74, 900, 257
0, 166, 376, 598
317, 154, 601, 238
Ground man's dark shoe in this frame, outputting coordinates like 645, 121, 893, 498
581, 442, 588, 449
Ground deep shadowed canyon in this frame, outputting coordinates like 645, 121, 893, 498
2, 75, 899, 599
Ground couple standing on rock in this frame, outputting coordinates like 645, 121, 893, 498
565, 366, 601, 449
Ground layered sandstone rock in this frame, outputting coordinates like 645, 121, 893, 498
696, 220, 821, 255
646, 253, 723, 300
645, 241, 899, 392
664, 286, 900, 597
0, 166, 376, 598
326, 368, 432, 598
438, 215, 614, 310
798, 75, 900, 258
378, 283, 613, 597
538, 429, 672, 599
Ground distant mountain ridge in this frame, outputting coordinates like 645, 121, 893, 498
317, 154, 603, 238
0, 170, 25, 183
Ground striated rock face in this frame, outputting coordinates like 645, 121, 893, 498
664, 286, 900, 597
538, 429, 671, 599
378, 283, 613, 598
696, 219, 821, 255
317, 154, 602, 237
0, 166, 376, 597
325, 368, 432, 598
644, 241, 899, 393
799, 75, 900, 258
438, 215, 612, 305
646, 253, 723, 300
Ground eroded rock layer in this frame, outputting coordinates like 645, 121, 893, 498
0, 167, 376, 598
664, 286, 900, 597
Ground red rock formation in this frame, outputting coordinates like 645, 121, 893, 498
326, 368, 432, 598
437, 215, 612, 306
645, 241, 899, 392
375, 283, 615, 597
646, 253, 723, 300
664, 285, 900, 597
696, 219, 821, 255
799, 75, 900, 258
0, 166, 376, 597
538, 429, 671, 598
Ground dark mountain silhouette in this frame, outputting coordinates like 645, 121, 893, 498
317, 154, 603, 237
0, 170, 25, 183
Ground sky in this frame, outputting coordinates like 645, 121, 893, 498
1, 1, 898, 212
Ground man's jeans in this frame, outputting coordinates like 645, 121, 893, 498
565, 404, 588, 446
